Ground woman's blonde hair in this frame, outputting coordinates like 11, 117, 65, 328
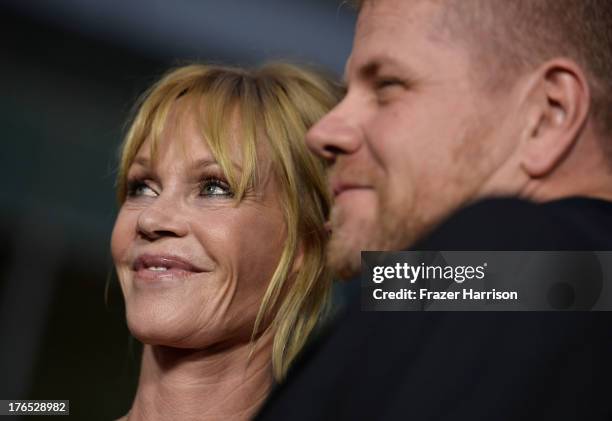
116, 62, 343, 380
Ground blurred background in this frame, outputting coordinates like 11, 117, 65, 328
0, 1, 355, 419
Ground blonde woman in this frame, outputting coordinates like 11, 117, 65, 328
111, 63, 342, 420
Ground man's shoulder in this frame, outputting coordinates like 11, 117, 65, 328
256, 196, 612, 421
415, 196, 612, 250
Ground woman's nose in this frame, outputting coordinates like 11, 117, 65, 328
136, 197, 189, 241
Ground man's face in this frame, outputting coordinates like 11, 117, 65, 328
307, 0, 521, 279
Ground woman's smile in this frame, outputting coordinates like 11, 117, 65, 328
131, 253, 210, 286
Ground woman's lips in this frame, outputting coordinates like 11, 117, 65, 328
132, 254, 205, 282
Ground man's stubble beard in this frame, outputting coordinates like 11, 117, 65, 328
325, 115, 496, 281
326, 183, 414, 280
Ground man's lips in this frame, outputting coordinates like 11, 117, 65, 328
326, 181, 373, 234
330, 180, 373, 198
132, 253, 205, 281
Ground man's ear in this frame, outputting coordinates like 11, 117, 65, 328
520, 59, 590, 178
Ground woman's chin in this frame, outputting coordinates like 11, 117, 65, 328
125, 306, 198, 347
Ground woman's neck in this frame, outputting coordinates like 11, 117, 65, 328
121, 332, 274, 421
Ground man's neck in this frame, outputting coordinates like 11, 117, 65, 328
121, 332, 274, 421
522, 163, 612, 204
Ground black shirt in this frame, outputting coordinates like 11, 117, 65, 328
256, 197, 612, 421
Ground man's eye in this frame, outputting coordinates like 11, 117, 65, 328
127, 180, 158, 197
374, 77, 406, 104
201, 178, 233, 197
375, 78, 404, 90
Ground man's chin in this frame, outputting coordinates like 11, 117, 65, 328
326, 221, 411, 281
326, 207, 396, 280
326, 234, 364, 281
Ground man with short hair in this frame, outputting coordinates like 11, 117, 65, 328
257, 1, 612, 419
313, 0, 612, 280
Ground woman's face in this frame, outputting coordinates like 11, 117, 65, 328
111, 100, 287, 348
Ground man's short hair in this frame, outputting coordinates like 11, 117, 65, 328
351, 0, 612, 140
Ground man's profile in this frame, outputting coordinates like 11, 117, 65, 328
310, 0, 612, 279
256, 0, 612, 419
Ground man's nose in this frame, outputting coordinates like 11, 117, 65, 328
136, 196, 189, 241
306, 99, 362, 163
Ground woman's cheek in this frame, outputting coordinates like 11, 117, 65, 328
111, 208, 138, 294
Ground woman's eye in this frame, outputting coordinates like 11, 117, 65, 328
127, 180, 158, 197
201, 178, 233, 197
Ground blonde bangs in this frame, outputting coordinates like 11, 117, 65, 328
197, 74, 259, 202
117, 65, 263, 205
